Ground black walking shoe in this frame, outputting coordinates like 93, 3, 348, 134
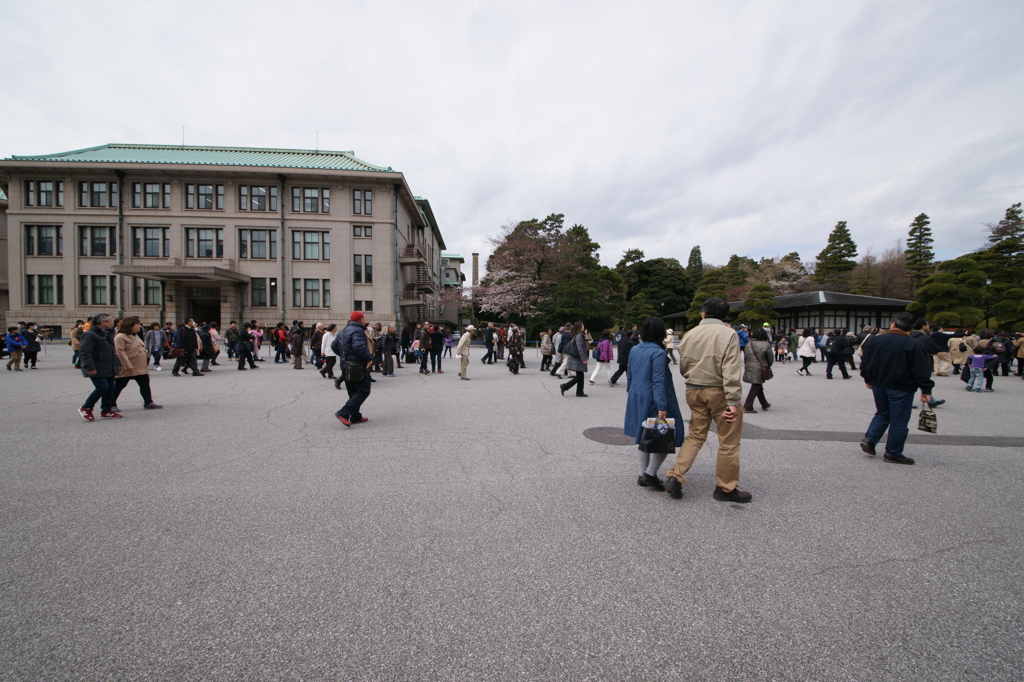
860, 438, 877, 456
334, 377, 343, 390
664, 476, 683, 499
559, 384, 567, 396
637, 474, 664, 490
883, 454, 915, 465
713, 486, 752, 503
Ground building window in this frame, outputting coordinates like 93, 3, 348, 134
24, 180, 63, 207
239, 229, 277, 259
291, 187, 330, 213
292, 278, 301, 307
145, 279, 161, 305
304, 279, 320, 307
269, 277, 278, 307
251, 278, 267, 307
185, 228, 224, 258
364, 300, 373, 312
184, 184, 224, 210
353, 300, 362, 311
353, 189, 372, 215
322, 279, 330, 308
291, 231, 328, 260
304, 232, 319, 260
38, 276, 56, 304
79, 181, 117, 208
132, 227, 169, 257
240, 185, 272, 211
354, 225, 372, 238
353, 254, 375, 283
26, 275, 35, 305
131, 182, 171, 208
91, 275, 107, 305
80, 226, 116, 257
25, 226, 63, 256
132, 278, 161, 306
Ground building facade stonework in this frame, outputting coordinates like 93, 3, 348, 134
0, 144, 445, 336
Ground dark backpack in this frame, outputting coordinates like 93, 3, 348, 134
990, 340, 1007, 354
824, 336, 840, 355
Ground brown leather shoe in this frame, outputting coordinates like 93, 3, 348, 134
713, 486, 752, 503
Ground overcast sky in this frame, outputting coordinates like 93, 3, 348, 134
2, 0, 1022, 272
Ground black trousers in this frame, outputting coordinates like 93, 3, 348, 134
113, 375, 153, 406
420, 351, 429, 372
337, 374, 371, 420
540, 354, 553, 371
826, 355, 850, 379
23, 351, 39, 367
482, 343, 494, 364
430, 349, 442, 372
237, 348, 256, 369
800, 356, 814, 373
845, 354, 856, 369
322, 356, 338, 378
610, 364, 627, 384
172, 351, 198, 375
743, 383, 768, 410
561, 370, 586, 395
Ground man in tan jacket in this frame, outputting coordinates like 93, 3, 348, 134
456, 326, 476, 380
664, 297, 752, 503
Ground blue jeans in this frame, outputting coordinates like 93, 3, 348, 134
967, 366, 984, 391
84, 377, 117, 412
864, 385, 914, 458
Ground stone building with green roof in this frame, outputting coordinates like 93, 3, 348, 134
0, 144, 446, 335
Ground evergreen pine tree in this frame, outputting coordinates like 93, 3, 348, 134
723, 254, 746, 287
686, 246, 703, 282
988, 202, 1023, 243
735, 283, 778, 328
907, 257, 986, 328
623, 292, 658, 328
813, 221, 858, 288
904, 213, 935, 291
685, 269, 727, 330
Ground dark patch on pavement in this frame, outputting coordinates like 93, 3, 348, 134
583, 427, 636, 445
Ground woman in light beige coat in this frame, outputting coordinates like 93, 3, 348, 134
112, 316, 162, 411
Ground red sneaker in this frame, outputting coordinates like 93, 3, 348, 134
78, 407, 95, 421
337, 414, 351, 427
100, 411, 123, 419
353, 417, 369, 424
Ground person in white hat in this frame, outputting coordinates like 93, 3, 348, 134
457, 325, 476, 380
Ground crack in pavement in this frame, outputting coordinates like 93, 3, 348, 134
811, 537, 1012, 577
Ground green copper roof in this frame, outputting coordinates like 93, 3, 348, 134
442, 253, 464, 262
8, 143, 394, 172
0, 188, 7, 201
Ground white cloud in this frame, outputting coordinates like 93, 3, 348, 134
2, 0, 1021, 272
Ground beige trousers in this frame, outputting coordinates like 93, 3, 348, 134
459, 353, 470, 379
666, 387, 742, 492
933, 352, 951, 375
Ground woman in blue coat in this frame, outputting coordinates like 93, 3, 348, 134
623, 316, 685, 490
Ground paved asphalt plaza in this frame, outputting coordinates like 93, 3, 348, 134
2, 343, 1022, 680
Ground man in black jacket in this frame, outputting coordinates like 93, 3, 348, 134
609, 329, 634, 387
335, 311, 374, 426
236, 323, 259, 370
481, 323, 495, 365
79, 313, 121, 420
859, 312, 934, 465
171, 319, 203, 377
824, 329, 851, 380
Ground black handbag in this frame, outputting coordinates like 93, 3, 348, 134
960, 365, 971, 383
562, 335, 580, 359
344, 361, 365, 382
638, 418, 676, 454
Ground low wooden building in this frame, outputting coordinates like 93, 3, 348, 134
730, 291, 910, 332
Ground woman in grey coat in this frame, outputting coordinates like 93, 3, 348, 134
559, 321, 590, 397
144, 323, 165, 370
742, 327, 774, 413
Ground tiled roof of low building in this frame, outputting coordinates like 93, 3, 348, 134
8, 143, 394, 172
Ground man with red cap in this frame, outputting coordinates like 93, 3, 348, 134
333, 311, 374, 426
